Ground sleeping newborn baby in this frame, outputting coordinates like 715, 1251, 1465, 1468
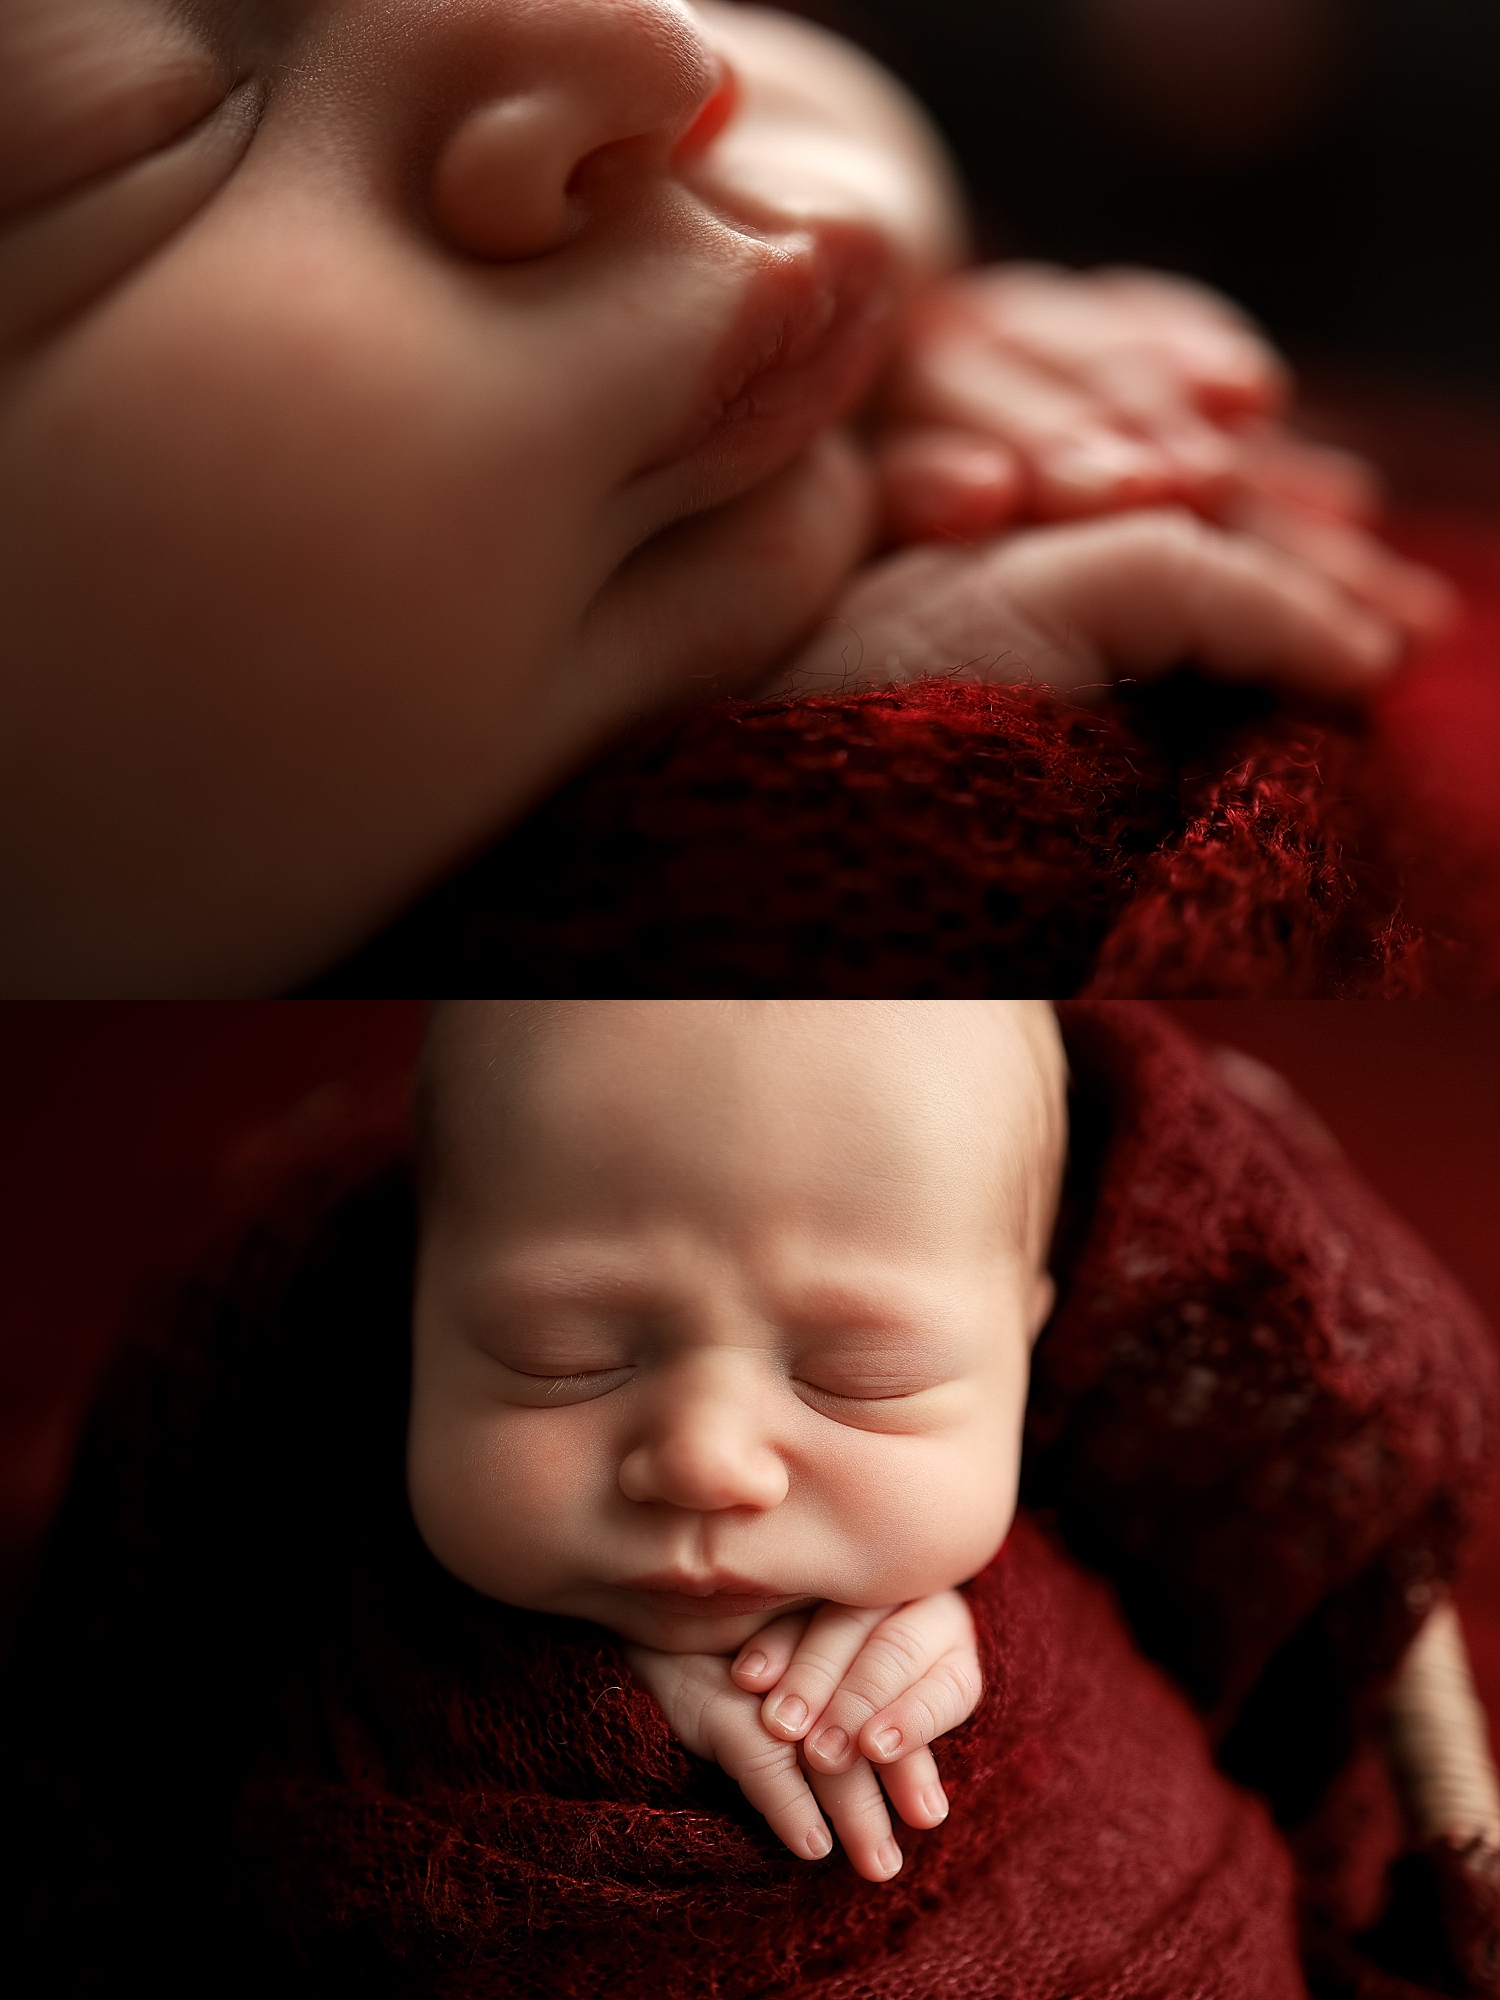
409, 998, 1064, 1882
0, 0, 1452, 995
8, 1001, 1496, 1992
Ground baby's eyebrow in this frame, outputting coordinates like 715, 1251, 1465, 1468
775, 1278, 950, 1333
460, 1260, 947, 1344
468, 1254, 675, 1318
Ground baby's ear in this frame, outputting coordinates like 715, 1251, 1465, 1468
1027, 1273, 1056, 1346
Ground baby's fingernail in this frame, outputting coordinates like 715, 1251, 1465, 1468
810, 1726, 849, 1763
806, 1826, 832, 1860
923, 1785, 950, 1822
768, 1694, 808, 1732
878, 1838, 903, 1877
738, 1651, 769, 1679
873, 1727, 903, 1758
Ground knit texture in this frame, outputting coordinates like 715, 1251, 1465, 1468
311, 679, 1465, 998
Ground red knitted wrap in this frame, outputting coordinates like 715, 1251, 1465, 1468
313, 681, 1472, 998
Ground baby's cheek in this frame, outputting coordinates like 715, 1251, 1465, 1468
824, 1427, 1018, 1602
904, 1453, 1018, 1588
407, 1399, 599, 1605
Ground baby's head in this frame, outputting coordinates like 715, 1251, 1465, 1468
2, 0, 949, 989
409, 1000, 1066, 1652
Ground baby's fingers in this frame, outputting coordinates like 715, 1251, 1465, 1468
855, 1645, 984, 1770
995, 509, 1403, 699
806, 1755, 905, 1883
804, 1592, 977, 1775
710, 1716, 834, 1864
888, 326, 1178, 520
1223, 493, 1459, 645
875, 1744, 951, 1833
875, 425, 1024, 546
731, 1610, 813, 1696
759, 1602, 895, 1741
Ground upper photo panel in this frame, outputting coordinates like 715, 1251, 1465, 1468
3, 0, 1498, 995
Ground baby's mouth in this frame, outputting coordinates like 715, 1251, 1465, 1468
618, 1572, 809, 1619
645, 220, 896, 479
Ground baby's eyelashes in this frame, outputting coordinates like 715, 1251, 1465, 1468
493, 1356, 635, 1405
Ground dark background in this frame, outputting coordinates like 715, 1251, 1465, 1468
802, 0, 1500, 402
2, 1001, 1498, 1729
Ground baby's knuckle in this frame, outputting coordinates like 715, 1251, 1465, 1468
900, 1695, 940, 1741
739, 1736, 799, 1782
792, 1646, 850, 1688
934, 1658, 983, 1711
869, 1620, 928, 1674
841, 1661, 913, 1713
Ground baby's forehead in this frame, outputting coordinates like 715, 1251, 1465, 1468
422, 1002, 1067, 1255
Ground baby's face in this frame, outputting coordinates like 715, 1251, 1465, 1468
410, 1001, 1061, 1653
0, 0, 931, 989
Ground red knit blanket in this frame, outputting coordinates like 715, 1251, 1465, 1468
232, 1516, 1306, 1999
310, 516, 1500, 1000
2, 1005, 1496, 1996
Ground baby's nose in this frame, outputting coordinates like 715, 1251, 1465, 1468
430, 0, 724, 260
618, 1388, 789, 1514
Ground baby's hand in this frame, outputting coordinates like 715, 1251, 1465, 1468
878, 262, 1289, 533
624, 1590, 980, 1884
735, 1590, 979, 1799
773, 507, 1426, 705
870, 263, 1457, 647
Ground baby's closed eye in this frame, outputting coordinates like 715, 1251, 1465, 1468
0, 0, 277, 358
0, 0, 229, 219
0, 77, 262, 356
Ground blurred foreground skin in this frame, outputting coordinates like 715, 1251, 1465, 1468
0, 0, 954, 993
409, 999, 1064, 1879
0, 2, 1455, 994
